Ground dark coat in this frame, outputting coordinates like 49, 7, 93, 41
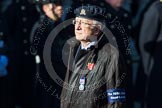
31, 16, 71, 108
61, 36, 128, 108
139, 1, 162, 108
0, 1, 39, 107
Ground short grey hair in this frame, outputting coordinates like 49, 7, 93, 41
91, 20, 105, 30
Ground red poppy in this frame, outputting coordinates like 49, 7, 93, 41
87, 63, 95, 70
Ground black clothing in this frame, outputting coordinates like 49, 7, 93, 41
139, 1, 162, 108
31, 16, 70, 108
0, 1, 39, 107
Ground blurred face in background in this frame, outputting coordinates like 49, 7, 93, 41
43, 3, 63, 20
105, 0, 124, 9
53, 5, 63, 18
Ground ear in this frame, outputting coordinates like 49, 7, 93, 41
48, 4, 53, 10
97, 24, 102, 30
42, 3, 54, 12
94, 26, 101, 35
42, 4, 48, 13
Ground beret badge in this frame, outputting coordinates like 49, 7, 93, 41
80, 9, 86, 15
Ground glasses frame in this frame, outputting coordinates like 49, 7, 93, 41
72, 19, 96, 27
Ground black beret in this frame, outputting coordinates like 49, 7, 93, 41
74, 4, 106, 22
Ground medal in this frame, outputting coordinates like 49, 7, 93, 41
79, 84, 85, 91
79, 77, 85, 85
79, 76, 86, 91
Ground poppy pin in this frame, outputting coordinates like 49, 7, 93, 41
87, 63, 95, 70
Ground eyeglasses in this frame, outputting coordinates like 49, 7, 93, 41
72, 20, 94, 27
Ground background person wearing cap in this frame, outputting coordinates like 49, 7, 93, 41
61, 4, 128, 108
30, 0, 71, 108
103, 0, 133, 107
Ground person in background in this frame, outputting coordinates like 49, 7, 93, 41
30, 0, 70, 108
0, 9, 9, 108
102, 0, 133, 107
0, 0, 39, 107
0, 6, 9, 78
139, 1, 162, 108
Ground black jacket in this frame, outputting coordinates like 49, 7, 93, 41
139, 1, 162, 108
31, 16, 72, 108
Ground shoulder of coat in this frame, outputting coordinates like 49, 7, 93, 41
101, 43, 119, 58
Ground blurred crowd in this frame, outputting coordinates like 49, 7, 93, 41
0, 0, 161, 108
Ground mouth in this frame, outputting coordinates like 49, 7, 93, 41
75, 31, 82, 34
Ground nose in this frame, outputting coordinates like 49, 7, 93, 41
76, 23, 82, 30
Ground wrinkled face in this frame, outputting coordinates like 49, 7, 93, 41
105, 0, 124, 8
74, 17, 99, 42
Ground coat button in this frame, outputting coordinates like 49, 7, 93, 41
110, 25, 115, 29
21, 6, 26, 10
128, 25, 132, 30
24, 51, 29, 55
0, 32, 3, 38
23, 28, 27, 33
112, 37, 116, 41
22, 17, 27, 22
0, 32, 3, 36
107, 13, 111, 19
23, 40, 28, 44
124, 13, 128, 18
127, 60, 131, 64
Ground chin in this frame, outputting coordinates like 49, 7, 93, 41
75, 35, 83, 41
75, 36, 82, 41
